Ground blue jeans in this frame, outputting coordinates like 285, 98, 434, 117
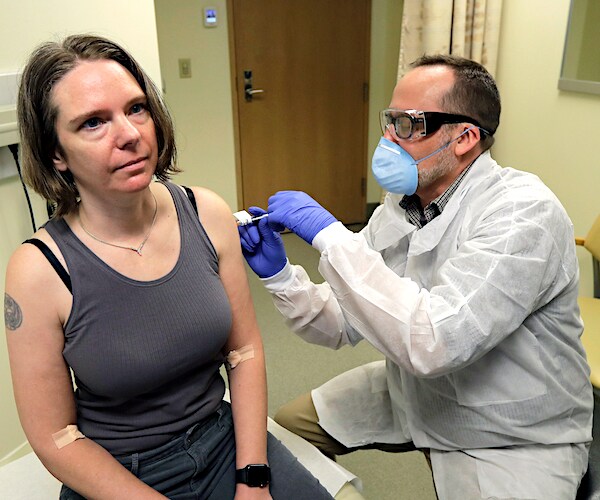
60, 401, 332, 499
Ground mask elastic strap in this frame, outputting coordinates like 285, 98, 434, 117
414, 126, 477, 165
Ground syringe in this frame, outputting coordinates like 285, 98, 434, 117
233, 210, 269, 226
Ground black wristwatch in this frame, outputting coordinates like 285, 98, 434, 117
235, 464, 271, 488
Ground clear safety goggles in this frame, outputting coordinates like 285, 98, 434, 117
380, 109, 485, 141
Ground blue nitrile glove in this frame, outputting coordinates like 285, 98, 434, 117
238, 206, 287, 278
267, 191, 338, 245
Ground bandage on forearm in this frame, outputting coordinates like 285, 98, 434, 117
52, 425, 85, 449
226, 344, 255, 370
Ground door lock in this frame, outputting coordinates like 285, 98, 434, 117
244, 70, 265, 101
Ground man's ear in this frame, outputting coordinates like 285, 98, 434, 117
454, 125, 481, 156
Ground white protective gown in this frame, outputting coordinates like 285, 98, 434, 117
263, 151, 593, 453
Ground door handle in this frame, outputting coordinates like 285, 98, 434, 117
244, 70, 265, 102
246, 89, 264, 99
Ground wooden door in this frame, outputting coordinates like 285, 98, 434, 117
229, 0, 371, 224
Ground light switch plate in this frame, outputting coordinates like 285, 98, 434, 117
178, 58, 192, 79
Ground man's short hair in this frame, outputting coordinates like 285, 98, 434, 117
18, 34, 179, 217
411, 54, 501, 151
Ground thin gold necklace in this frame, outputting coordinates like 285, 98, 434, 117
79, 190, 158, 256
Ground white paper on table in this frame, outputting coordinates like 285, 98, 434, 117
267, 417, 363, 496
0, 451, 61, 499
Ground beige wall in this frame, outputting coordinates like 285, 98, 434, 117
0, 0, 162, 462
1, 0, 598, 466
492, 0, 600, 298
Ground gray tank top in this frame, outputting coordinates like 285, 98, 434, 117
44, 182, 232, 455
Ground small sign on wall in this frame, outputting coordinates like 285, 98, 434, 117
203, 7, 218, 28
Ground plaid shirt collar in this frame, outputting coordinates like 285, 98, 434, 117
399, 164, 472, 229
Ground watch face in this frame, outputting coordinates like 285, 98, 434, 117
238, 464, 271, 487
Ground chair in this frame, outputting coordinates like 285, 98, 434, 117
575, 215, 600, 500
577, 215, 600, 386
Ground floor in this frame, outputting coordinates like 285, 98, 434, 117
247, 229, 438, 499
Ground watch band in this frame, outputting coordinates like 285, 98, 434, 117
235, 463, 271, 488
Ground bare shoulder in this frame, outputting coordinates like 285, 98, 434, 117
188, 186, 234, 220
7, 228, 67, 281
187, 186, 237, 230
187, 186, 239, 257
5, 228, 71, 329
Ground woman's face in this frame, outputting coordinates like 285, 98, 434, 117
51, 59, 158, 200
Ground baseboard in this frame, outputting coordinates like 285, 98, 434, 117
0, 440, 32, 468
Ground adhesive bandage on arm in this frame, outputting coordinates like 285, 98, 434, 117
226, 344, 255, 370
52, 425, 85, 449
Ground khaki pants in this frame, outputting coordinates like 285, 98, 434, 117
275, 391, 431, 460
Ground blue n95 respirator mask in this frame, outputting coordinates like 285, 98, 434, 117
371, 128, 476, 195
371, 137, 419, 195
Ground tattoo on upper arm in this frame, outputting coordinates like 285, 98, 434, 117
4, 293, 23, 331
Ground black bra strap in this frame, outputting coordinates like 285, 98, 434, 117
24, 238, 73, 294
183, 186, 198, 216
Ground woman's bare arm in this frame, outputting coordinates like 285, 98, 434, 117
5, 240, 165, 500
192, 187, 271, 499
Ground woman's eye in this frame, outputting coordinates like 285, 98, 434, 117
82, 117, 103, 129
130, 103, 146, 114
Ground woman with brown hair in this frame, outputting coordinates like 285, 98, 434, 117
5, 34, 331, 500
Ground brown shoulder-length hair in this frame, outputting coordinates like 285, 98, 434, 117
18, 34, 179, 217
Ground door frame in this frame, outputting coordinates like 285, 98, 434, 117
226, 0, 244, 210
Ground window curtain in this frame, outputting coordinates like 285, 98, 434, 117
397, 0, 503, 80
